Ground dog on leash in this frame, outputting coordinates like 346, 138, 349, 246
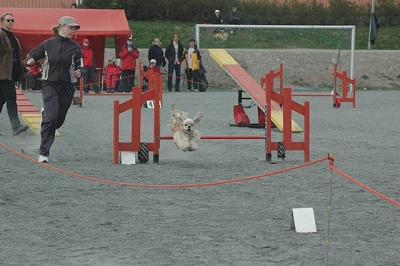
169, 103, 203, 151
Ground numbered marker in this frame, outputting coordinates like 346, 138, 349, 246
146, 100, 154, 108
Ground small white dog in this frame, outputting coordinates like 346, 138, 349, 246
169, 103, 203, 151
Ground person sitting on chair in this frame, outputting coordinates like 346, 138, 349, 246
104, 59, 121, 93
26, 61, 42, 92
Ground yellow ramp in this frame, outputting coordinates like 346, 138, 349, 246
21, 113, 60, 137
209, 49, 239, 66
209, 49, 302, 133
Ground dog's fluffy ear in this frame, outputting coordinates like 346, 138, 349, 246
171, 102, 185, 123
172, 102, 178, 113
193, 111, 203, 125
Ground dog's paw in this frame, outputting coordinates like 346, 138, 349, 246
188, 142, 199, 151
179, 146, 190, 152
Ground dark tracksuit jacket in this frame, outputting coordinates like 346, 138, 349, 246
28, 34, 83, 156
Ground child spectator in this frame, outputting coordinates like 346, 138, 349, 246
104, 59, 121, 93
142, 59, 160, 92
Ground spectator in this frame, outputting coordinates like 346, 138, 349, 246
26, 61, 42, 92
183, 39, 201, 92
214, 9, 223, 24
0, 12, 29, 136
148, 59, 160, 74
165, 34, 184, 92
82, 38, 100, 93
148, 38, 166, 69
26, 16, 83, 163
104, 59, 121, 93
213, 10, 224, 34
119, 37, 139, 93
142, 59, 160, 92
229, 6, 241, 34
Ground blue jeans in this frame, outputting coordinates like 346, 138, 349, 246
167, 63, 181, 91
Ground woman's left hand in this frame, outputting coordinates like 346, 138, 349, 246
74, 69, 81, 78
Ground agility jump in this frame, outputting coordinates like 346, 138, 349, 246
113, 63, 310, 164
291, 64, 356, 109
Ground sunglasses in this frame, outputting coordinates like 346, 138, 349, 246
6, 19, 14, 22
65, 25, 78, 30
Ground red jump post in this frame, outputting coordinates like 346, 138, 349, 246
333, 64, 356, 108
261, 64, 310, 162
113, 64, 162, 164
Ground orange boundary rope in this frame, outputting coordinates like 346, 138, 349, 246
0, 142, 327, 189
329, 165, 400, 207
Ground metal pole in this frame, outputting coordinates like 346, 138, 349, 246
325, 153, 334, 266
350, 27, 355, 81
368, 0, 376, 50
196, 24, 200, 49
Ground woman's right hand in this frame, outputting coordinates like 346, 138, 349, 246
26, 58, 35, 66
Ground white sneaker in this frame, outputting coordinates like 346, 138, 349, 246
38, 155, 49, 163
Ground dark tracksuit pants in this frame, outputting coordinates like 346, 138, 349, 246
39, 81, 74, 156
186, 69, 199, 91
121, 70, 135, 92
0, 79, 23, 131
83, 67, 100, 93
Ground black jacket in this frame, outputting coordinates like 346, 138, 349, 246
165, 41, 184, 64
28, 35, 82, 84
148, 45, 165, 66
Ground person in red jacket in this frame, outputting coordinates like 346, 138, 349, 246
82, 38, 100, 93
26, 61, 43, 92
104, 59, 121, 93
148, 59, 160, 74
119, 37, 139, 92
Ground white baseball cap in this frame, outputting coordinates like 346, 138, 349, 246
215, 10, 220, 13
150, 59, 157, 64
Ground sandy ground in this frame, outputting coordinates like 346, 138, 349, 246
0, 84, 399, 265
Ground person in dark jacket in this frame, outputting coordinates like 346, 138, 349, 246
229, 6, 241, 34
26, 16, 83, 163
0, 12, 29, 136
148, 37, 165, 69
165, 34, 184, 92
213, 10, 224, 34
